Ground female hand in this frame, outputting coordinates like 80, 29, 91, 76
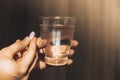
0, 31, 78, 80
0, 33, 37, 80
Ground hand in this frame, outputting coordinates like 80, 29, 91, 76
37, 38, 78, 69
0, 36, 37, 80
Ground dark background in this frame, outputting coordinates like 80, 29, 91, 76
0, 0, 120, 80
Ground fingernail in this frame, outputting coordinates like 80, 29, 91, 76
29, 31, 35, 40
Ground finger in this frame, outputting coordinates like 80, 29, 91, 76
13, 40, 21, 60
29, 31, 35, 40
38, 49, 45, 61
39, 49, 44, 54
71, 40, 78, 47
38, 61, 46, 69
0, 37, 30, 58
28, 52, 38, 73
16, 39, 20, 42
67, 59, 73, 65
20, 37, 37, 69
37, 37, 47, 48
25, 31, 35, 50
69, 49, 75, 56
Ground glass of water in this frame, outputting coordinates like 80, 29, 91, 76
39, 16, 76, 66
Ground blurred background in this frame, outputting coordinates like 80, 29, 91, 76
0, 0, 120, 80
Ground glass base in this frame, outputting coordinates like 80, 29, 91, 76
45, 56, 68, 66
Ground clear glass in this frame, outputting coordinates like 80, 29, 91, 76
39, 16, 76, 66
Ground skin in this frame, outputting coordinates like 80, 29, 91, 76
0, 37, 37, 80
0, 36, 78, 80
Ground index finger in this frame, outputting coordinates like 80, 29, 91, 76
20, 37, 37, 68
37, 37, 47, 48
0, 37, 30, 58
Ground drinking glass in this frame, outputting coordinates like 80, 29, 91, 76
39, 16, 76, 66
